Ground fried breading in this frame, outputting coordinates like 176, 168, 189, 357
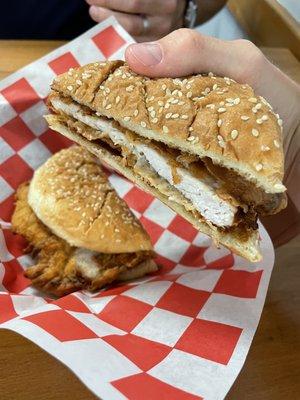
11, 183, 155, 296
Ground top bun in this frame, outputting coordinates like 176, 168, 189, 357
52, 61, 286, 194
28, 146, 153, 253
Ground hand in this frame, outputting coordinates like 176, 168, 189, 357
86, 0, 186, 41
125, 29, 300, 245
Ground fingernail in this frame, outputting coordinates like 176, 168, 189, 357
129, 43, 162, 66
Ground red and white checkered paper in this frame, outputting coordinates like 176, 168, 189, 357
0, 17, 275, 400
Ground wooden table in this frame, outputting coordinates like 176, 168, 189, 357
0, 41, 299, 400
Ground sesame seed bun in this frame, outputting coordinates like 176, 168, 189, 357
51, 61, 285, 195
28, 146, 153, 253
46, 114, 261, 262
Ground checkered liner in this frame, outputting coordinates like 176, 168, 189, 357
0, 18, 275, 400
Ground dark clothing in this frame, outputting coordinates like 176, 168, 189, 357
0, 0, 94, 40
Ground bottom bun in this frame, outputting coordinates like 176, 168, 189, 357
46, 115, 262, 262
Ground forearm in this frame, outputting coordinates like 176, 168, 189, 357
195, 0, 227, 25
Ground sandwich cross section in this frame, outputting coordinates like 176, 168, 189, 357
46, 61, 287, 262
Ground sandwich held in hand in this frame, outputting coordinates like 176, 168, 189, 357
46, 61, 287, 262
11, 146, 157, 296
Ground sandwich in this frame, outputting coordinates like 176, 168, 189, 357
11, 146, 157, 296
45, 61, 287, 262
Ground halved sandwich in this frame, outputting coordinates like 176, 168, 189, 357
12, 146, 157, 296
46, 61, 287, 262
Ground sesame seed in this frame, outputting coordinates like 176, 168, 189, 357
152, 118, 158, 123
172, 99, 179, 104
262, 115, 268, 121
124, 116, 131, 121
141, 121, 147, 128
115, 96, 120, 104
134, 109, 139, 117
171, 90, 178, 96
252, 107, 258, 114
158, 101, 164, 106
163, 125, 169, 133
218, 107, 226, 113
234, 98, 241, 105
186, 84, 191, 89
148, 106, 154, 112
67, 85, 73, 91
241, 116, 250, 121
255, 103, 262, 110
105, 88, 110, 94
274, 139, 280, 148
248, 97, 257, 103
206, 104, 215, 109
187, 91, 193, 98
217, 119, 222, 127
213, 84, 218, 90
150, 111, 156, 118
106, 104, 112, 110
277, 119, 283, 127
261, 145, 270, 151
76, 79, 82, 85
178, 101, 185, 106
274, 183, 285, 190
218, 139, 226, 148
181, 115, 188, 119
189, 127, 194, 132
231, 129, 239, 140
162, 84, 167, 90
165, 103, 170, 109
126, 85, 134, 92
256, 119, 263, 124
219, 101, 225, 106
255, 163, 263, 171
172, 113, 179, 119
100, 85, 105, 90
187, 136, 195, 141
166, 113, 172, 119
252, 128, 259, 137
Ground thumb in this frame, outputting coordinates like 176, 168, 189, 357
125, 28, 265, 86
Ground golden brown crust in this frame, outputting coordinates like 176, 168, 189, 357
51, 61, 285, 193
11, 183, 156, 297
28, 146, 153, 253
46, 114, 262, 262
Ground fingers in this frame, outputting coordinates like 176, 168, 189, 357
90, 6, 172, 38
125, 29, 267, 87
87, 0, 177, 16
90, 6, 143, 36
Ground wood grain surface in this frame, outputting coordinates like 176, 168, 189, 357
0, 41, 299, 400
228, 0, 300, 60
